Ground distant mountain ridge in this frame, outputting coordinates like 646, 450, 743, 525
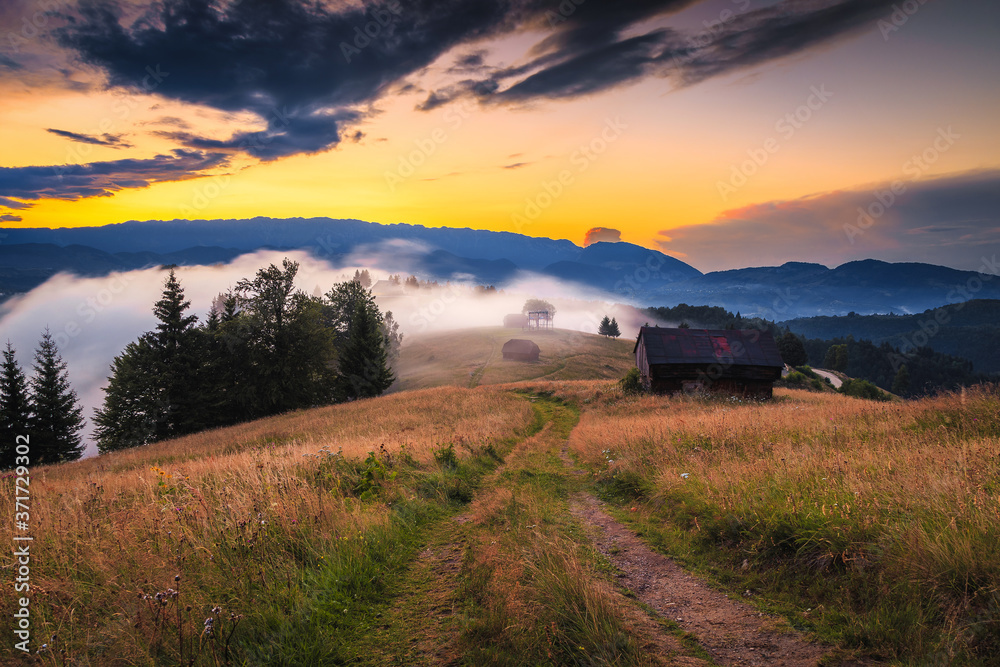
780, 300, 1000, 374
2, 217, 998, 317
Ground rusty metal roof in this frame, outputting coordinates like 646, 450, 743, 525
634, 327, 784, 368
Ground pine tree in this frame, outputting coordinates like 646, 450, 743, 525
598, 316, 611, 336
28, 330, 84, 464
152, 269, 204, 438
892, 364, 911, 395
609, 318, 621, 338
1, 342, 32, 469
94, 335, 162, 453
337, 299, 394, 400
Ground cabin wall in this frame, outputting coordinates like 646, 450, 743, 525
647, 363, 779, 398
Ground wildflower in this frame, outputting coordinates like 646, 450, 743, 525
681, 473, 690, 479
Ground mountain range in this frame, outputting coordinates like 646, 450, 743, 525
2, 217, 998, 318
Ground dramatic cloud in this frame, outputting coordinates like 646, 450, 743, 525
56, 0, 899, 161
419, 0, 898, 108
57, 0, 519, 159
658, 171, 1000, 272
584, 227, 623, 246
47, 128, 133, 148
1, 214, 22, 222
676, 0, 900, 86
0, 149, 229, 208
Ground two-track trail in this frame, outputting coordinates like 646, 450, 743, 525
348, 392, 839, 665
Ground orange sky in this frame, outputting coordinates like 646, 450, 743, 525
1, 0, 998, 269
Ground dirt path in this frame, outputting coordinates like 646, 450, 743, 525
559, 443, 834, 666
812, 369, 843, 388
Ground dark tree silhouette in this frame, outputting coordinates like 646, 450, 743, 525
29, 330, 84, 464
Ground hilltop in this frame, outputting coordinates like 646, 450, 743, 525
392, 326, 635, 392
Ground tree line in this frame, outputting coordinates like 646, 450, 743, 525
95, 259, 400, 454
1, 332, 85, 468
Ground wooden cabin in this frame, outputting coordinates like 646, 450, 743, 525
633, 327, 783, 398
502, 339, 540, 362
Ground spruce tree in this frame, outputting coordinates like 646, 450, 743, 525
337, 299, 394, 400
94, 335, 162, 453
152, 268, 204, 437
598, 316, 611, 336
609, 318, 621, 338
892, 364, 911, 395
0, 342, 32, 469
29, 330, 84, 464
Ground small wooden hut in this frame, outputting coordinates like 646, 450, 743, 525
502, 339, 540, 362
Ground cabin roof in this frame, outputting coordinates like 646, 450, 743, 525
502, 339, 540, 354
634, 327, 783, 368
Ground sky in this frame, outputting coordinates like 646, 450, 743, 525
1, 0, 999, 272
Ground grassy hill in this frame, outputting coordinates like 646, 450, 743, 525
392, 326, 635, 391
2, 329, 998, 665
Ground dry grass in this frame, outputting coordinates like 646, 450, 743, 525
394, 327, 634, 391
566, 385, 1000, 661
0, 386, 533, 664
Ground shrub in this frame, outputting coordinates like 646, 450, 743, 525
840, 378, 892, 401
618, 367, 644, 395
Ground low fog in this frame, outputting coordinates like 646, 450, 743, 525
0, 247, 649, 458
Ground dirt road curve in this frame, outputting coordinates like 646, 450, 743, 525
570, 494, 836, 666
812, 369, 843, 388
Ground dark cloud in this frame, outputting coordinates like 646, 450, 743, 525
46, 128, 133, 148
447, 49, 490, 74
0, 149, 229, 208
0, 197, 33, 210
584, 227, 623, 246
675, 0, 899, 86
0, 53, 24, 70
149, 115, 192, 129
420, 0, 898, 107
55, 0, 903, 160
503, 162, 529, 169
1, 214, 22, 222
657, 171, 1000, 272
58, 0, 520, 159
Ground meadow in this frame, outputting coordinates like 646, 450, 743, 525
565, 384, 1000, 663
3, 329, 998, 664
0, 387, 535, 664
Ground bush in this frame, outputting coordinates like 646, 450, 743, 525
840, 378, 891, 401
619, 367, 644, 395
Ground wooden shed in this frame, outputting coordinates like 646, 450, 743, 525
633, 327, 784, 398
502, 339, 540, 362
